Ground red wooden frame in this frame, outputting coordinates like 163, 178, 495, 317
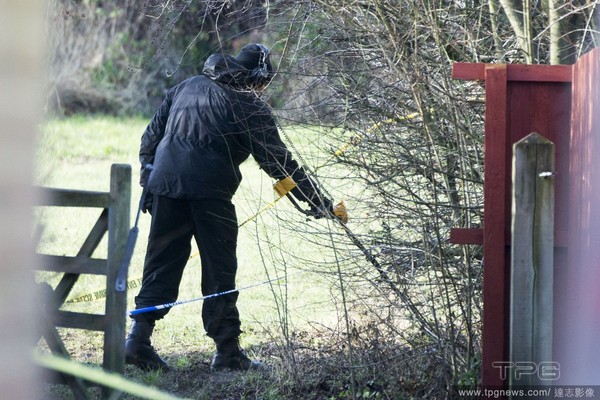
451, 59, 578, 389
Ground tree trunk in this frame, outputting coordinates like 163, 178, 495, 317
548, 0, 569, 64
488, 0, 506, 61
498, 0, 534, 63
547, 0, 584, 64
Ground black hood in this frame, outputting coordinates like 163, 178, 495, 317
203, 45, 273, 89
202, 53, 249, 87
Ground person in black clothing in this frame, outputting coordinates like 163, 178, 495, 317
125, 43, 335, 372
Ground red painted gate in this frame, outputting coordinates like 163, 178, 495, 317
450, 48, 600, 389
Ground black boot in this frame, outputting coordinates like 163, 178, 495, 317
125, 319, 170, 371
210, 337, 264, 372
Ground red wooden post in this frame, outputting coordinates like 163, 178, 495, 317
481, 65, 510, 389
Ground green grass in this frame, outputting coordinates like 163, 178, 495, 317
36, 114, 345, 322
34, 115, 455, 400
35, 115, 362, 398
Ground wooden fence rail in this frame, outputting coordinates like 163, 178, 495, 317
36, 163, 131, 400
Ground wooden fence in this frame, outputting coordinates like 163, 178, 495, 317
36, 164, 131, 399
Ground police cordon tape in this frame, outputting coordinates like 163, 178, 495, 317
65, 112, 422, 304
188, 112, 422, 258
66, 273, 293, 315
128, 273, 295, 316
65, 273, 291, 312
66, 277, 143, 303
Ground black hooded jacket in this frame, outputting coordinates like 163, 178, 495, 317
139, 53, 322, 204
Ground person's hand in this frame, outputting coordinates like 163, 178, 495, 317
141, 192, 154, 214
309, 197, 334, 219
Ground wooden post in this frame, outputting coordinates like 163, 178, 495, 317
510, 133, 555, 388
103, 164, 131, 398
0, 2, 45, 399
482, 65, 510, 389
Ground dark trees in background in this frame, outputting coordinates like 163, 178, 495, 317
46, 0, 269, 115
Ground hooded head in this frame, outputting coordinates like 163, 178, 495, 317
203, 43, 273, 90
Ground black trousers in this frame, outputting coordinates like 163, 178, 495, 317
133, 195, 242, 345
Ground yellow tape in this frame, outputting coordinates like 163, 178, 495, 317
33, 352, 188, 400
97, 112, 421, 268
333, 112, 421, 159
66, 277, 143, 303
